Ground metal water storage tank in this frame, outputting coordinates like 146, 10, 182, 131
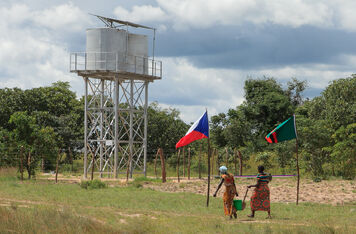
127, 33, 148, 74
86, 27, 148, 74
86, 28, 127, 70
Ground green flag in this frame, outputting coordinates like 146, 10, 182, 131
265, 115, 297, 143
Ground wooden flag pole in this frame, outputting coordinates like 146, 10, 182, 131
296, 138, 300, 205
206, 138, 211, 207
293, 114, 300, 205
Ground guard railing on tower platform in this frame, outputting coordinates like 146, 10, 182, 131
70, 52, 162, 78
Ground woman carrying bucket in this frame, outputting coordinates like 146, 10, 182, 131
247, 165, 272, 219
213, 166, 239, 219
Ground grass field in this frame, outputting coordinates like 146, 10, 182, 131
0, 168, 355, 234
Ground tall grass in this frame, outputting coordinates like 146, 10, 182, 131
0, 170, 355, 233
0, 206, 118, 234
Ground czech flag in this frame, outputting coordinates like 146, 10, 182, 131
176, 111, 209, 148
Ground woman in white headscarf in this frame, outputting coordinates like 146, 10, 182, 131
213, 166, 239, 219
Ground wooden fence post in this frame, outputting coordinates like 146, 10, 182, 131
41, 157, 44, 173
188, 147, 191, 180
154, 148, 159, 178
159, 148, 166, 183
177, 149, 181, 182
55, 150, 61, 184
234, 149, 237, 176
20, 146, 24, 181
28, 152, 32, 179
183, 147, 185, 178
91, 152, 95, 181
211, 148, 215, 176
68, 147, 73, 173
225, 147, 229, 166
198, 142, 202, 179
238, 150, 243, 176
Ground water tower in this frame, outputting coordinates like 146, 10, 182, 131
70, 15, 162, 179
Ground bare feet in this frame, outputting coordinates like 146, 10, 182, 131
247, 214, 254, 218
266, 215, 272, 219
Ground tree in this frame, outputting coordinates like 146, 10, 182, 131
285, 78, 307, 107
240, 77, 294, 137
0, 88, 25, 129
147, 102, 188, 160
327, 123, 356, 179
320, 75, 356, 130
8, 111, 57, 178
9, 112, 39, 178
298, 75, 356, 179
210, 113, 228, 147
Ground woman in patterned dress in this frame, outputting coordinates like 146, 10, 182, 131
247, 165, 272, 219
213, 166, 239, 219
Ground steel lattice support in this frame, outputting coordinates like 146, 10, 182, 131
83, 77, 149, 178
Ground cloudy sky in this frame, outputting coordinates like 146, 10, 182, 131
1, 0, 356, 123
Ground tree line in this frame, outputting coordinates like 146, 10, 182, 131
0, 75, 355, 180
209, 75, 355, 180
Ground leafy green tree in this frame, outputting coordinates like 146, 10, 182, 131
321, 75, 356, 130
147, 102, 188, 160
210, 113, 228, 147
0, 127, 16, 167
327, 123, 356, 179
8, 111, 58, 178
297, 75, 356, 179
0, 88, 25, 129
9, 112, 39, 178
296, 115, 333, 179
286, 78, 308, 107
240, 77, 294, 136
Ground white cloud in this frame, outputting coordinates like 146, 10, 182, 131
0, 2, 83, 92
1, 0, 355, 124
113, 5, 168, 23
32, 2, 91, 31
113, 0, 356, 32
332, 0, 356, 31
151, 56, 355, 122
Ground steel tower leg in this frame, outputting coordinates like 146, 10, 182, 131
84, 77, 88, 179
114, 77, 119, 178
100, 79, 104, 178
143, 81, 148, 177
129, 79, 134, 178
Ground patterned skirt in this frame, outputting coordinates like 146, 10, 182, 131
223, 185, 237, 216
250, 182, 270, 211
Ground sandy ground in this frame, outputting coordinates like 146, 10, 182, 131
40, 174, 356, 205
142, 177, 356, 205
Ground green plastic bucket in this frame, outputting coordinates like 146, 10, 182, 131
233, 199, 243, 210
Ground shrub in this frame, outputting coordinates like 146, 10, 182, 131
80, 179, 107, 189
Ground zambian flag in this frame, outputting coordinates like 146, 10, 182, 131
265, 115, 297, 143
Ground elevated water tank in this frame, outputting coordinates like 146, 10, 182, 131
86, 28, 148, 73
